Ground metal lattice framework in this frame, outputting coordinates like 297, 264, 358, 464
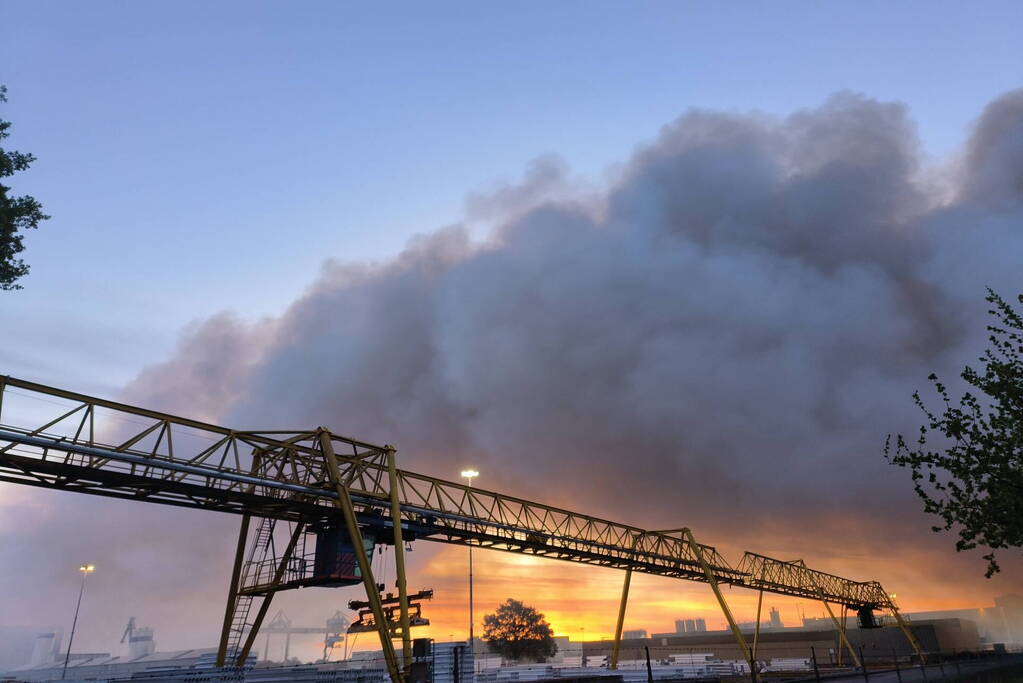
0, 377, 742, 584
736, 553, 893, 609
0, 376, 925, 682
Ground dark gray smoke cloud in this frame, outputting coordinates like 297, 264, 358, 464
3, 90, 1022, 659
108, 87, 1023, 564
125, 90, 1022, 530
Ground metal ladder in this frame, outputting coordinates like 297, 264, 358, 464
222, 594, 256, 664
223, 518, 277, 664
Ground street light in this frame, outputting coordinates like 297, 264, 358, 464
62, 564, 95, 680
460, 469, 479, 667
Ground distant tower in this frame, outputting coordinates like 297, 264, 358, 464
674, 619, 686, 634
30, 632, 60, 666
694, 618, 707, 632
769, 607, 783, 629
129, 627, 156, 658
684, 618, 696, 633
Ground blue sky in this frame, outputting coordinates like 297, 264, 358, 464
2, 3, 1023, 659
1, 0, 1021, 394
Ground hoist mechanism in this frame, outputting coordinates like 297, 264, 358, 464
0, 375, 926, 683
348, 589, 434, 634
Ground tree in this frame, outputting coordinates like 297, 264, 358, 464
886, 289, 1023, 577
482, 598, 558, 662
1, 85, 48, 290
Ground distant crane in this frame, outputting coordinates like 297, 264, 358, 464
120, 617, 135, 645
119, 617, 155, 658
260, 610, 347, 663
323, 611, 349, 662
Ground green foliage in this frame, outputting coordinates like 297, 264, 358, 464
1, 85, 49, 290
886, 289, 1023, 577
482, 598, 558, 662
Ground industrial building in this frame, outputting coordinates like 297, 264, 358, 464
674, 619, 708, 634
799, 597, 1023, 650
591, 618, 982, 665
5, 648, 222, 682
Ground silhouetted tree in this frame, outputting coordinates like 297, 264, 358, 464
1, 85, 48, 290
886, 289, 1023, 577
482, 598, 557, 662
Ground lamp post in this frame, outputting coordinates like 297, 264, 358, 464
460, 469, 479, 669
62, 564, 95, 680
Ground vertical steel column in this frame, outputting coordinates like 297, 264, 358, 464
386, 446, 412, 673
320, 431, 403, 683
216, 514, 252, 666
683, 529, 756, 681
236, 523, 305, 665
610, 568, 633, 669
837, 605, 848, 666
751, 588, 764, 662
610, 532, 642, 670
217, 450, 263, 668
820, 599, 861, 669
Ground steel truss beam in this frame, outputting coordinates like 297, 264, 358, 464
0, 376, 925, 680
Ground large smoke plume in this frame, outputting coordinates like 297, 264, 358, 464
126, 90, 1023, 533
3, 90, 1022, 660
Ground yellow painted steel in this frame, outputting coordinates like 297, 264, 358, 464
751, 587, 764, 661
821, 599, 862, 669
684, 528, 756, 680
891, 606, 927, 663
386, 446, 413, 673
236, 523, 305, 664
836, 605, 846, 666
610, 531, 649, 669
609, 569, 633, 669
217, 452, 265, 668
320, 432, 404, 683
0, 376, 932, 678
216, 514, 251, 667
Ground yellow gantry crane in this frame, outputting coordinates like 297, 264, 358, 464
0, 376, 924, 683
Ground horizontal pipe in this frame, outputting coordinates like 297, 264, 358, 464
2, 375, 713, 555
2, 375, 389, 453
0, 429, 719, 574
0, 429, 328, 498
0, 429, 879, 606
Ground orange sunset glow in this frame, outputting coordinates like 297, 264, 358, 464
333, 535, 1018, 654
4, 8, 1023, 680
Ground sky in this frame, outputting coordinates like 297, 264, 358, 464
1, 0, 1023, 668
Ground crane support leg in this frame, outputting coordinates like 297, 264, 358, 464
684, 529, 756, 682
216, 514, 251, 667
320, 431, 403, 683
386, 446, 412, 674
891, 606, 926, 663
821, 599, 861, 669
609, 567, 632, 669
837, 606, 847, 666
611, 532, 644, 670
752, 587, 764, 662
239, 592, 275, 665
235, 522, 305, 665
